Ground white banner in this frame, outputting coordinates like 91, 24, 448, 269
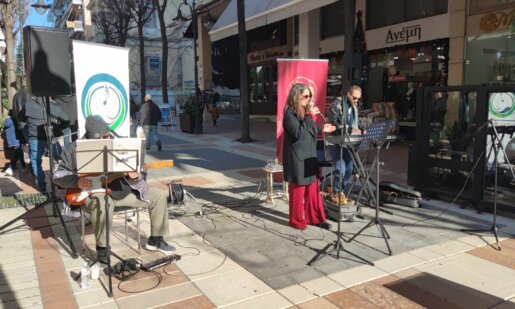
73, 41, 131, 138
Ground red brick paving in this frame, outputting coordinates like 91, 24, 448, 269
27, 206, 77, 308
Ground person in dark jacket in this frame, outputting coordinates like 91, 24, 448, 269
22, 96, 70, 192
326, 85, 364, 204
129, 95, 140, 137
139, 94, 162, 151
282, 83, 336, 230
53, 116, 174, 265
2, 110, 26, 175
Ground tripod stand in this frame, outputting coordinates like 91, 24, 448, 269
0, 96, 78, 258
346, 120, 395, 256
308, 96, 374, 266
461, 122, 504, 251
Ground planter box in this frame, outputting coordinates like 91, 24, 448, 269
179, 113, 195, 133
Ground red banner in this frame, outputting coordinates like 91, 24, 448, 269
276, 59, 329, 162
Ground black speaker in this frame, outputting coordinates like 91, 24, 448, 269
23, 26, 72, 96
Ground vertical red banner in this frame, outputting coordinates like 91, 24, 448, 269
276, 59, 329, 162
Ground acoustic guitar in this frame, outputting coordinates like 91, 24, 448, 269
65, 160, 174, 206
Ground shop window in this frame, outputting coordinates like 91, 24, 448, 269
469, 0, 515, 15
321, 0, 344, 39
145, 11, 157, 29
294, 15, 299, 45
145, 56, 161, 87
405, 0, 448, 21
366, 0, 448, 30
428, 91, 477, 161
248, 20, 286, 52
465, 33, 515, 85
367, 40, 448, 119
367, 0, 405, 30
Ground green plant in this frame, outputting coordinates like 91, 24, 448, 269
182, 96, 198, 116
443, 121, 464, 141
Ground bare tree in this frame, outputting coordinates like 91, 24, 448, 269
0, 0, 29, 111
152, 0, 169, 104
128, 0, 155, 103
91, 0, 132, 46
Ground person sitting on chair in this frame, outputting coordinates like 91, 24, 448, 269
326, 85, 364, 204
53, 115, 173, 265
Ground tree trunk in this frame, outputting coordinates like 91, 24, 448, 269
5, 2, 16, 110
154, 0, 168, 104
237, 0, 252, 142
138, 23, 146, 103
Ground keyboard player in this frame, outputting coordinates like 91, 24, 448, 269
326, 85, 365, 204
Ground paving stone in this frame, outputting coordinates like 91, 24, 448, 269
222, 291, 292, 309
193, 268, 273, 307
277, 284, 317, 305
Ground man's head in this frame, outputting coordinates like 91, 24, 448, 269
346, 85, 362, 106
144, 94, 152, 102
85, 115, 110, 139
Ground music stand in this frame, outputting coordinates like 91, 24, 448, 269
0, 96, 78, 258
346, 120, 395, 256
73, 138, 143, 297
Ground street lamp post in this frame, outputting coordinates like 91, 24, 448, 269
174, 0, 202, 134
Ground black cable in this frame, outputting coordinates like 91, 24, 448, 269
116, 270, 162, 294
402, 150, 485, 228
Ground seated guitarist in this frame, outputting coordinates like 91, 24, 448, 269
53, 115, 173, 265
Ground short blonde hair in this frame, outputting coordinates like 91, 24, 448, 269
144, 94, 152, 101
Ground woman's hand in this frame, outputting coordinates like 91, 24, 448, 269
309, 106, 320, 117
322, 123, 336, 133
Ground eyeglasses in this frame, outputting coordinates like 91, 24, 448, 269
301, 94, 312, 100
351, 96, 361, 101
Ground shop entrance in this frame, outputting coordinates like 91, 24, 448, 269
249, 63, 278, 115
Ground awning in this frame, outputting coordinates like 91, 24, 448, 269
209, 0, 338, 42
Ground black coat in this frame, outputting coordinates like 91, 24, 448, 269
139, 100, 162, 126
282, 107, 322, 185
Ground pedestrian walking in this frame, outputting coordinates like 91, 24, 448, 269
140, 94, 163, 151
2, 109, 27, 176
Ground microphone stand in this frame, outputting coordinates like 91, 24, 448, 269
308, 96, 373, 266
461, 120, 504, 250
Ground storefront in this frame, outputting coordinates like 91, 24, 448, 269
464, 3, 515, 85
364, 13, 450, 119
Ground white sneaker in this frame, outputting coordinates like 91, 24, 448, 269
5, 167, 13, 176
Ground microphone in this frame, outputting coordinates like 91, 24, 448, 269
308, 101, 322, 116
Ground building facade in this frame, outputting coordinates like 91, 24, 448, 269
207, 0, 514, 117
51, 0, 199, 106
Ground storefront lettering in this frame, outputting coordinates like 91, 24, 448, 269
248, 46, 290, 64
479, 9, 514, 33
385, 25, 421, 44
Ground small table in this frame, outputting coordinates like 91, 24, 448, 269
262, 165, 288, 205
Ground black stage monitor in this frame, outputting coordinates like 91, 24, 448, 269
23, 26, 72, 96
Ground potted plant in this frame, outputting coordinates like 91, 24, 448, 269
179, 96, 197, 133
443, 121, 466, 151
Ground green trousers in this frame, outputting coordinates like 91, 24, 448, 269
84, 187, 169, 247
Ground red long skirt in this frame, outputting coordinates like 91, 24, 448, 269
288, 178, 326, 229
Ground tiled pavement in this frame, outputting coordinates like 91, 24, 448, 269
1, 115, 515, 308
